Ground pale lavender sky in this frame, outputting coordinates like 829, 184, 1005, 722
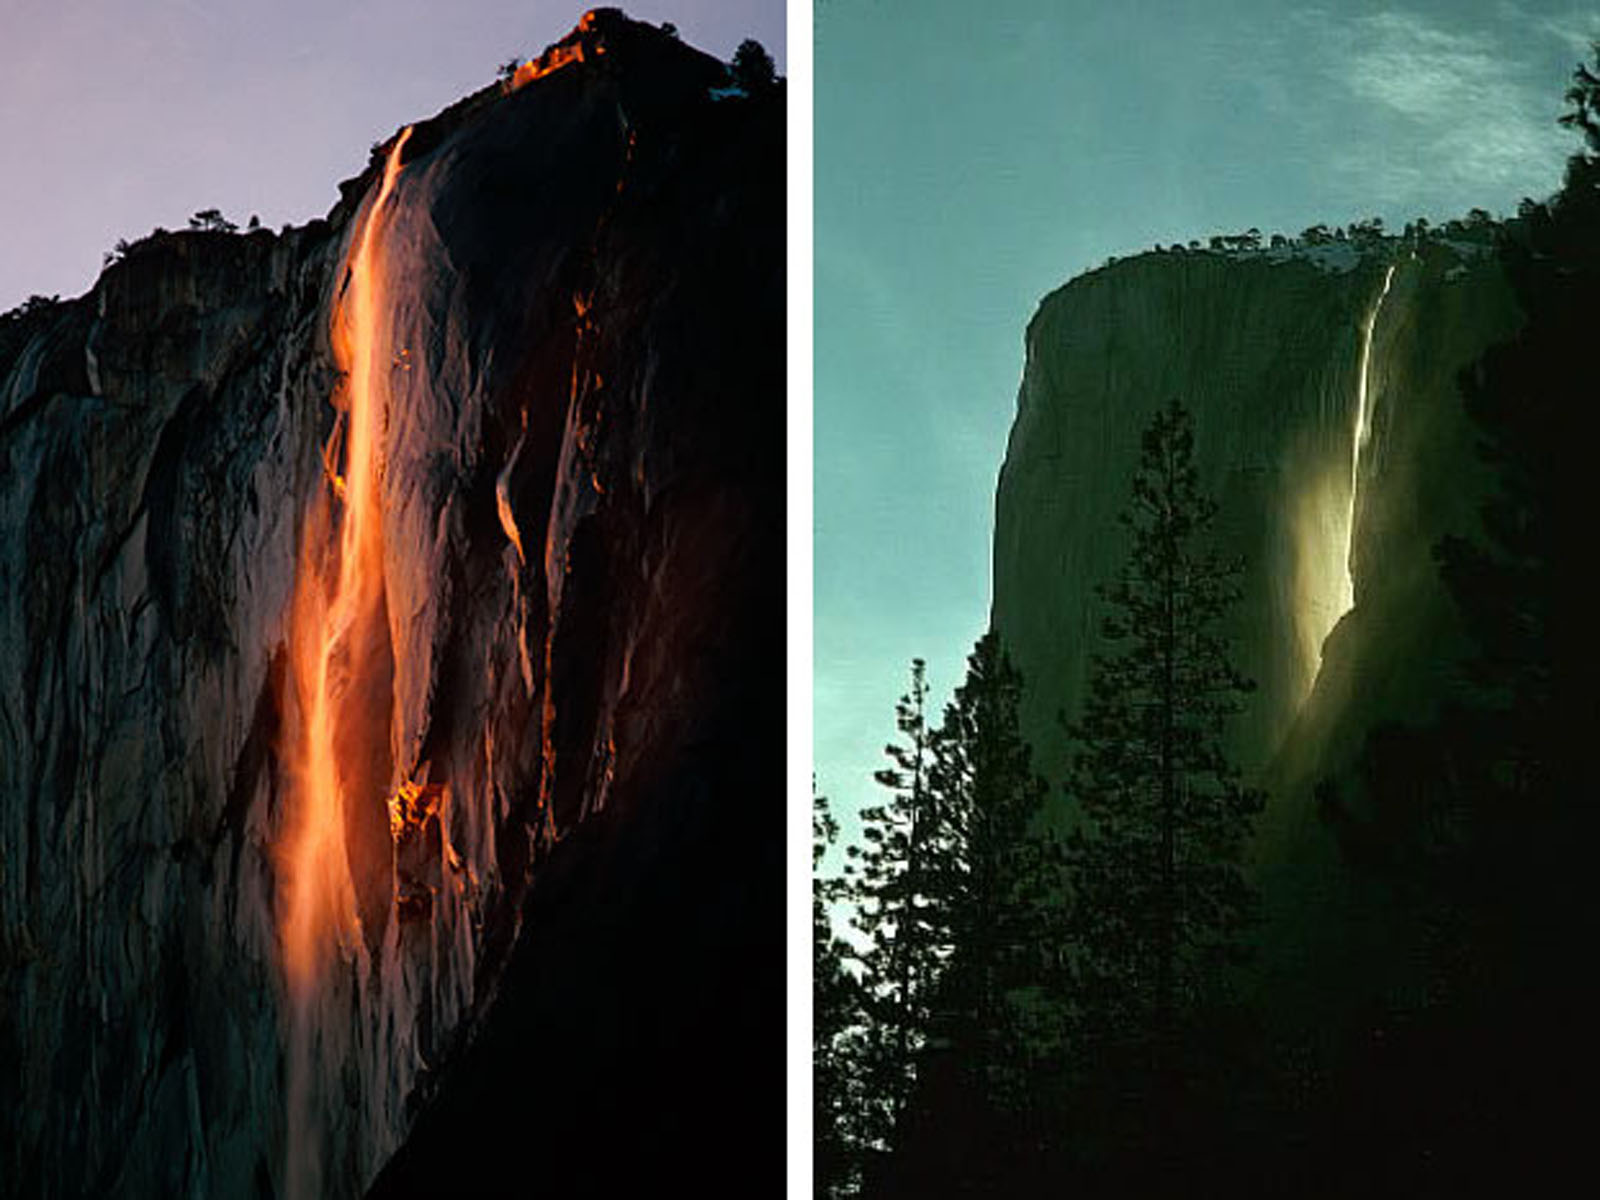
0, 0, 784, 311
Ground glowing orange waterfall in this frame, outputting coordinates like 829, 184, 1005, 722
280, 125, 412, 1200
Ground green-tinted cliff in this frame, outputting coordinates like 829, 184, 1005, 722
992, 239, 1523, 971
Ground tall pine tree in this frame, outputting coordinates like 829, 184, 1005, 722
847, 660, 947, 1163
815, 786, 865, 1199
1062, 399, 1263, 1129
891, 634, 1059, 1197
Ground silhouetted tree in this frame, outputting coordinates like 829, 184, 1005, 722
1392, 41, 1600, 976
1312, 44, 1600, 1175
731, 38, 777, 92
1, 293, 59, 340
1062, 399, 1263, 1146
892, 634, 1059, 1196
846, 660, 945, 1156
1453, 25, 1598, 1019
188, 208, 237, 233
815, 787, 865, 1198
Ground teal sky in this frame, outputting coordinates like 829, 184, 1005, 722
815, 0, 1594, 846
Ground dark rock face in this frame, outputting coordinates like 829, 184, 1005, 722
0, 15, 782, 1198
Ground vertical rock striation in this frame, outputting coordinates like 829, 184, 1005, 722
0, 12, 783, 1197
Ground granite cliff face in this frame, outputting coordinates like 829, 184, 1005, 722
0, 13, 783, 1197
992, 236, 1520, 863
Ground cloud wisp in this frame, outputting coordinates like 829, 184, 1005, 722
1305, 8, 1575, 210
1519, 5, 1600, 57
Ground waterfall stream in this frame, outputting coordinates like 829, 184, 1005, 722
282, 126, 413, 1200
1337, 262, 1397, 621
1289, 259, 1398, 704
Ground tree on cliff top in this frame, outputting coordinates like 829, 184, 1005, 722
1062, 399, 1263, 1125
731, 38, 777, 92
188, 208, 237, 233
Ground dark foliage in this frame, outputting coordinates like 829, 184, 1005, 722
815, 789, 865, 1199
188, 208, 238, 233
886, 635, 1058, 1197
847, 660, 942, 1156
1314, 40, 1600, 1185
731, 38, 777, 92
1060, 398, 1263, 1171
